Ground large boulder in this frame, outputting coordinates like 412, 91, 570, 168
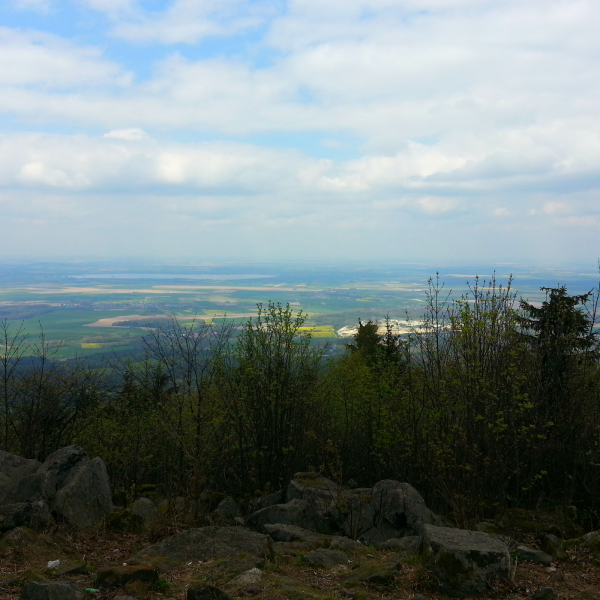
129, 526, 273, 571
1, 446, 112, 531
20, 581, 84, 600
51, 457, 113, 529
246, 499, 328, 534
0, 450, 40, 505
340, 480, 438, 543
421, 524, 511, 597
0, 497, 53, 532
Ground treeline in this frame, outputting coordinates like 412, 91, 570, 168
1, 274, 599, 525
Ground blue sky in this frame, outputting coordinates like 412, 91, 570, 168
0, 0, 599, 264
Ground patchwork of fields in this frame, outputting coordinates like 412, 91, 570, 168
0, 261, 595, 359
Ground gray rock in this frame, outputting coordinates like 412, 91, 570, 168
303, 548, 349, 567
0, 450, 40, 505
20, 581, 84, 600
357, 480, 437, 544
422, 524, 511, 597
532, 588, 558, 600
129, 526, 272, 570
130, 498, 158, 528
95, 565, 159, 589
52, 457, 113, 529
0, 497, 53, 532
376, 535, 421, 552
540, 534, 566, 560
246, 499, 327, 534
344, 561, 401, 585
287, 472, 338, 502
263, 523, 328, 542
247, 491, 283, 515
38, 446, 89, 499
187, 584, 234, 600
211, 497, 240, 525
228, 568, 263, 587
329, 536, 360, 550
515, 545, 553, 565
1, 446, 112, 531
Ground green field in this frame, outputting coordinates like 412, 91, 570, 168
0, 261, 594, 359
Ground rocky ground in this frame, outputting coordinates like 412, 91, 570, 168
3, 447, 600, 600
1, 523, 600, 600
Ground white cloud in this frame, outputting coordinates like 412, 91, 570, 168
103, 128, 149, 140
0, 28, 131, 88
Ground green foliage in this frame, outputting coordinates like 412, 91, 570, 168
3, 272, 600, 524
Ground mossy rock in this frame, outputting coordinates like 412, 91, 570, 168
344, 561, 401, 586
271, 575, 331, 599
0, 527, 80, 563
107, 508, 144, 533
21, 569, 50, 584
498, 508, 583, 540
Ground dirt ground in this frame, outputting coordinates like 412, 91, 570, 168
1, 524, 600, 600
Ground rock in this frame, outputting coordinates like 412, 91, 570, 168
94, 565, 159, 589
263, 523, 329, 542
303, 548, 349, 567
187, 584, 234, 600
246, 499, 328, 534
0, 527, 79, 563
123, 581, 149, 598
274, 575, 330, 599
515, 545, 553, 565
247, 491, 283, 515
0, 497, 53, 532
20, 581, 84, 600
353, 480, 437, 544
51, 456, 113, 530
215, 497, 239, 523
422, 524, 511, 597
228, 568, 263, 587
344, 561, 401, 585
498, 508, 583, 540
129, 526, 272, 570
130, 498, 158, 528
0, 451, 40, 505
532, 588, 558, 600
1, 446, 112, 531
21, 570, 49, 583
108, 508, 144, 533
54, 561, 90, 576
376, 536, 421, 552
329, 536, 361, 550
288, 473, 338, 502
540, 534, 567, 560
475, 522, 502, 535
273, 540, 328, 556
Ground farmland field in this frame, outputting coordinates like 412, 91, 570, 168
0, 260, 597, 359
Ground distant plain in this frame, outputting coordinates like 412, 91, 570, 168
0, 260, 597, 360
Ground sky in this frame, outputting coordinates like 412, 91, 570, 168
0, 0, 599, 264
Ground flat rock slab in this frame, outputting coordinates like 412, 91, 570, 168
20, 581, 84, 600
246, 499, 327, 534
95, 565, 159, 589
264, 523, 329, 542
515, 545, 553, 565
344, 561, 401, 585
303, 548, 349, 567
422, 524, 510, 597
129, 526, 272, 570
187, 584, 235, 600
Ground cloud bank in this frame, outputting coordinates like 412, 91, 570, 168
0, 0, 598, 263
